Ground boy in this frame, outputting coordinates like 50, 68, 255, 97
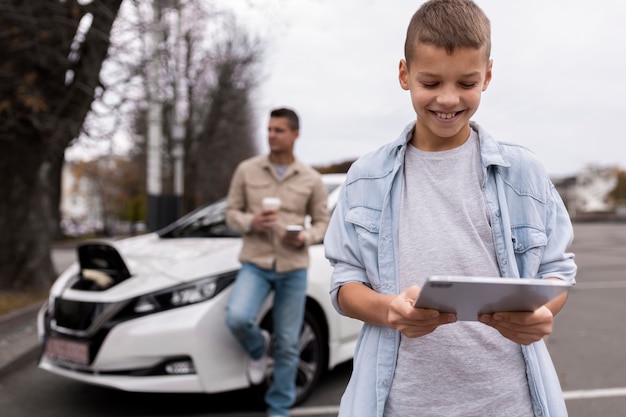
324, 1, 577, 416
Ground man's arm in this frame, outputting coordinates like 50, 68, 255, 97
225, 167, 254, 233
303, 178, 330, 245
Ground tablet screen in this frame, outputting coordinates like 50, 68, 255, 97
412, 275, 572, 321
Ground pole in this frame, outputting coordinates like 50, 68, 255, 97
171, 0, 185, 219
147, 0, 164, 231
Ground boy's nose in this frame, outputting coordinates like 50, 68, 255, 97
436, 87, 461, 107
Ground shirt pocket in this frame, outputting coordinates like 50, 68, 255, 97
245, 178, 274, 208
282, 183, 313, 215
511, 226, 547, 278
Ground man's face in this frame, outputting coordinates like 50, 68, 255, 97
399, 43, 492, 151
268, 116, 298, 154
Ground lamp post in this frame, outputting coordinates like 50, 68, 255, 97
170, 0, 185, 220
171, 123, 185, 219
146, 0, 185, 231
146, 0, 164, 232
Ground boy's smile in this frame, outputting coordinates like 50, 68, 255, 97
399, 43, 492, 152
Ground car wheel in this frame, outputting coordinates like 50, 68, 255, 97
293, 310, 327, 405
256, 309, 328, 406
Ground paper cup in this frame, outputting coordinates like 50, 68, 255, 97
262, 197, 281, 211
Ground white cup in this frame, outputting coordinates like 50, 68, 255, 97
262, 197, 281, 211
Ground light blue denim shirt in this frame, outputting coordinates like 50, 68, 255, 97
325, 121, 577, 417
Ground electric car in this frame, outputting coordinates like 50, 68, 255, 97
37, 173, 360, 405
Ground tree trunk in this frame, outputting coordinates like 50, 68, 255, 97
49, 150, 65, 240
0, 0, 123, 291
0, 140, 56, 291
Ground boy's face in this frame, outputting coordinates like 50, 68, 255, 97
399, 42, 492, 151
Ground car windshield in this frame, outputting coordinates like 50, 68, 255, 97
157, 176, 345, 239
157, 199, 241, 239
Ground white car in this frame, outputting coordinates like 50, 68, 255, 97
37, 173, 360, 405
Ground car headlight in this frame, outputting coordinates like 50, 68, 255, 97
131, 272, 236, 315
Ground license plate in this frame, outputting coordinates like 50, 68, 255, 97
44, 337, 90, 365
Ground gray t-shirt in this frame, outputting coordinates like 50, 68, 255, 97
385, 130, 533, 417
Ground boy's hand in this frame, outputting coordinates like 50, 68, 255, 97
478, 305, 555, 345
388, 285, 456, 338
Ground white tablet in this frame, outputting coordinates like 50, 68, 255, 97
412, 275, 572, 321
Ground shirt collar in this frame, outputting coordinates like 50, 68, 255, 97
390, 120, 510, 170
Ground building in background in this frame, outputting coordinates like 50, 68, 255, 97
60, 162, 625, 238
554, 165, 626, 221
60, 162, 104, 237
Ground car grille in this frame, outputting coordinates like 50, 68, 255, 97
53, 299, 109, 331
51, 296, 131, 339
44, 300, 114, 366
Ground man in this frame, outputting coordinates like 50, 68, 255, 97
225, 108, 329, 417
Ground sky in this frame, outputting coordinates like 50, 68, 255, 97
223, 0, 626, 178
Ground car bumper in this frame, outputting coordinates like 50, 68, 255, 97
38, 289, 251, 393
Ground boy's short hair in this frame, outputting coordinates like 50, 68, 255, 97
404, 0, 491, 65
270, 107, 299, 131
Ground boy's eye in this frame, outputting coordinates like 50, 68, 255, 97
420, 82, 477, 89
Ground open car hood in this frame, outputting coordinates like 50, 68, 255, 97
49, 234, 243, 302
84, 234, 242, 282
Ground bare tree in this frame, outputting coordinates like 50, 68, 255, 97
70, 153, 146, 234
608, 168, 626, 208
185, 16, 263, 208
86, 1, 265, 213
0, 0, 123, 291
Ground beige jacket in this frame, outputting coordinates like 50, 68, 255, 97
225, 155, 329, 273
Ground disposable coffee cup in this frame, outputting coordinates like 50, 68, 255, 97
262, 197, 281, 211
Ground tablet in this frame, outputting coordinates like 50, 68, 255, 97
412, 275, 572, 321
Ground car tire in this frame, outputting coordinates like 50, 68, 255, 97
293, 309, 327, 405
254, 309, 328, 406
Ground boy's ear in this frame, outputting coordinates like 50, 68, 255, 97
398, 59, 410, 90
482, 59, 493, 91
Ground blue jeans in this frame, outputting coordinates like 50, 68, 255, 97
226, 262, 307, 417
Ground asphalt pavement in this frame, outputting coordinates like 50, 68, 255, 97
0, 301, 42, 378
2, 224, 626, 417
0, 242, 76, 378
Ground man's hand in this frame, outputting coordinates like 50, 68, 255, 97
478, 305, 554, 345
387, 285, 457, 338
281, 230, 305, 248
251, 210, 278, 232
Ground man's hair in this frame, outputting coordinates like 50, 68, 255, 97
404, 0, 491, 65
270, 108, 299, 131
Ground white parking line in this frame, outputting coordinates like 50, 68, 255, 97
288, 388, 626, 415
291, 405, 340, 416
564, 387, 626, 400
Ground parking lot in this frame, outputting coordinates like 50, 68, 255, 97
277, 221, 626, 417
49, 222, 626, 417
1, 222, 625, 417
543, 222, 626, 417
